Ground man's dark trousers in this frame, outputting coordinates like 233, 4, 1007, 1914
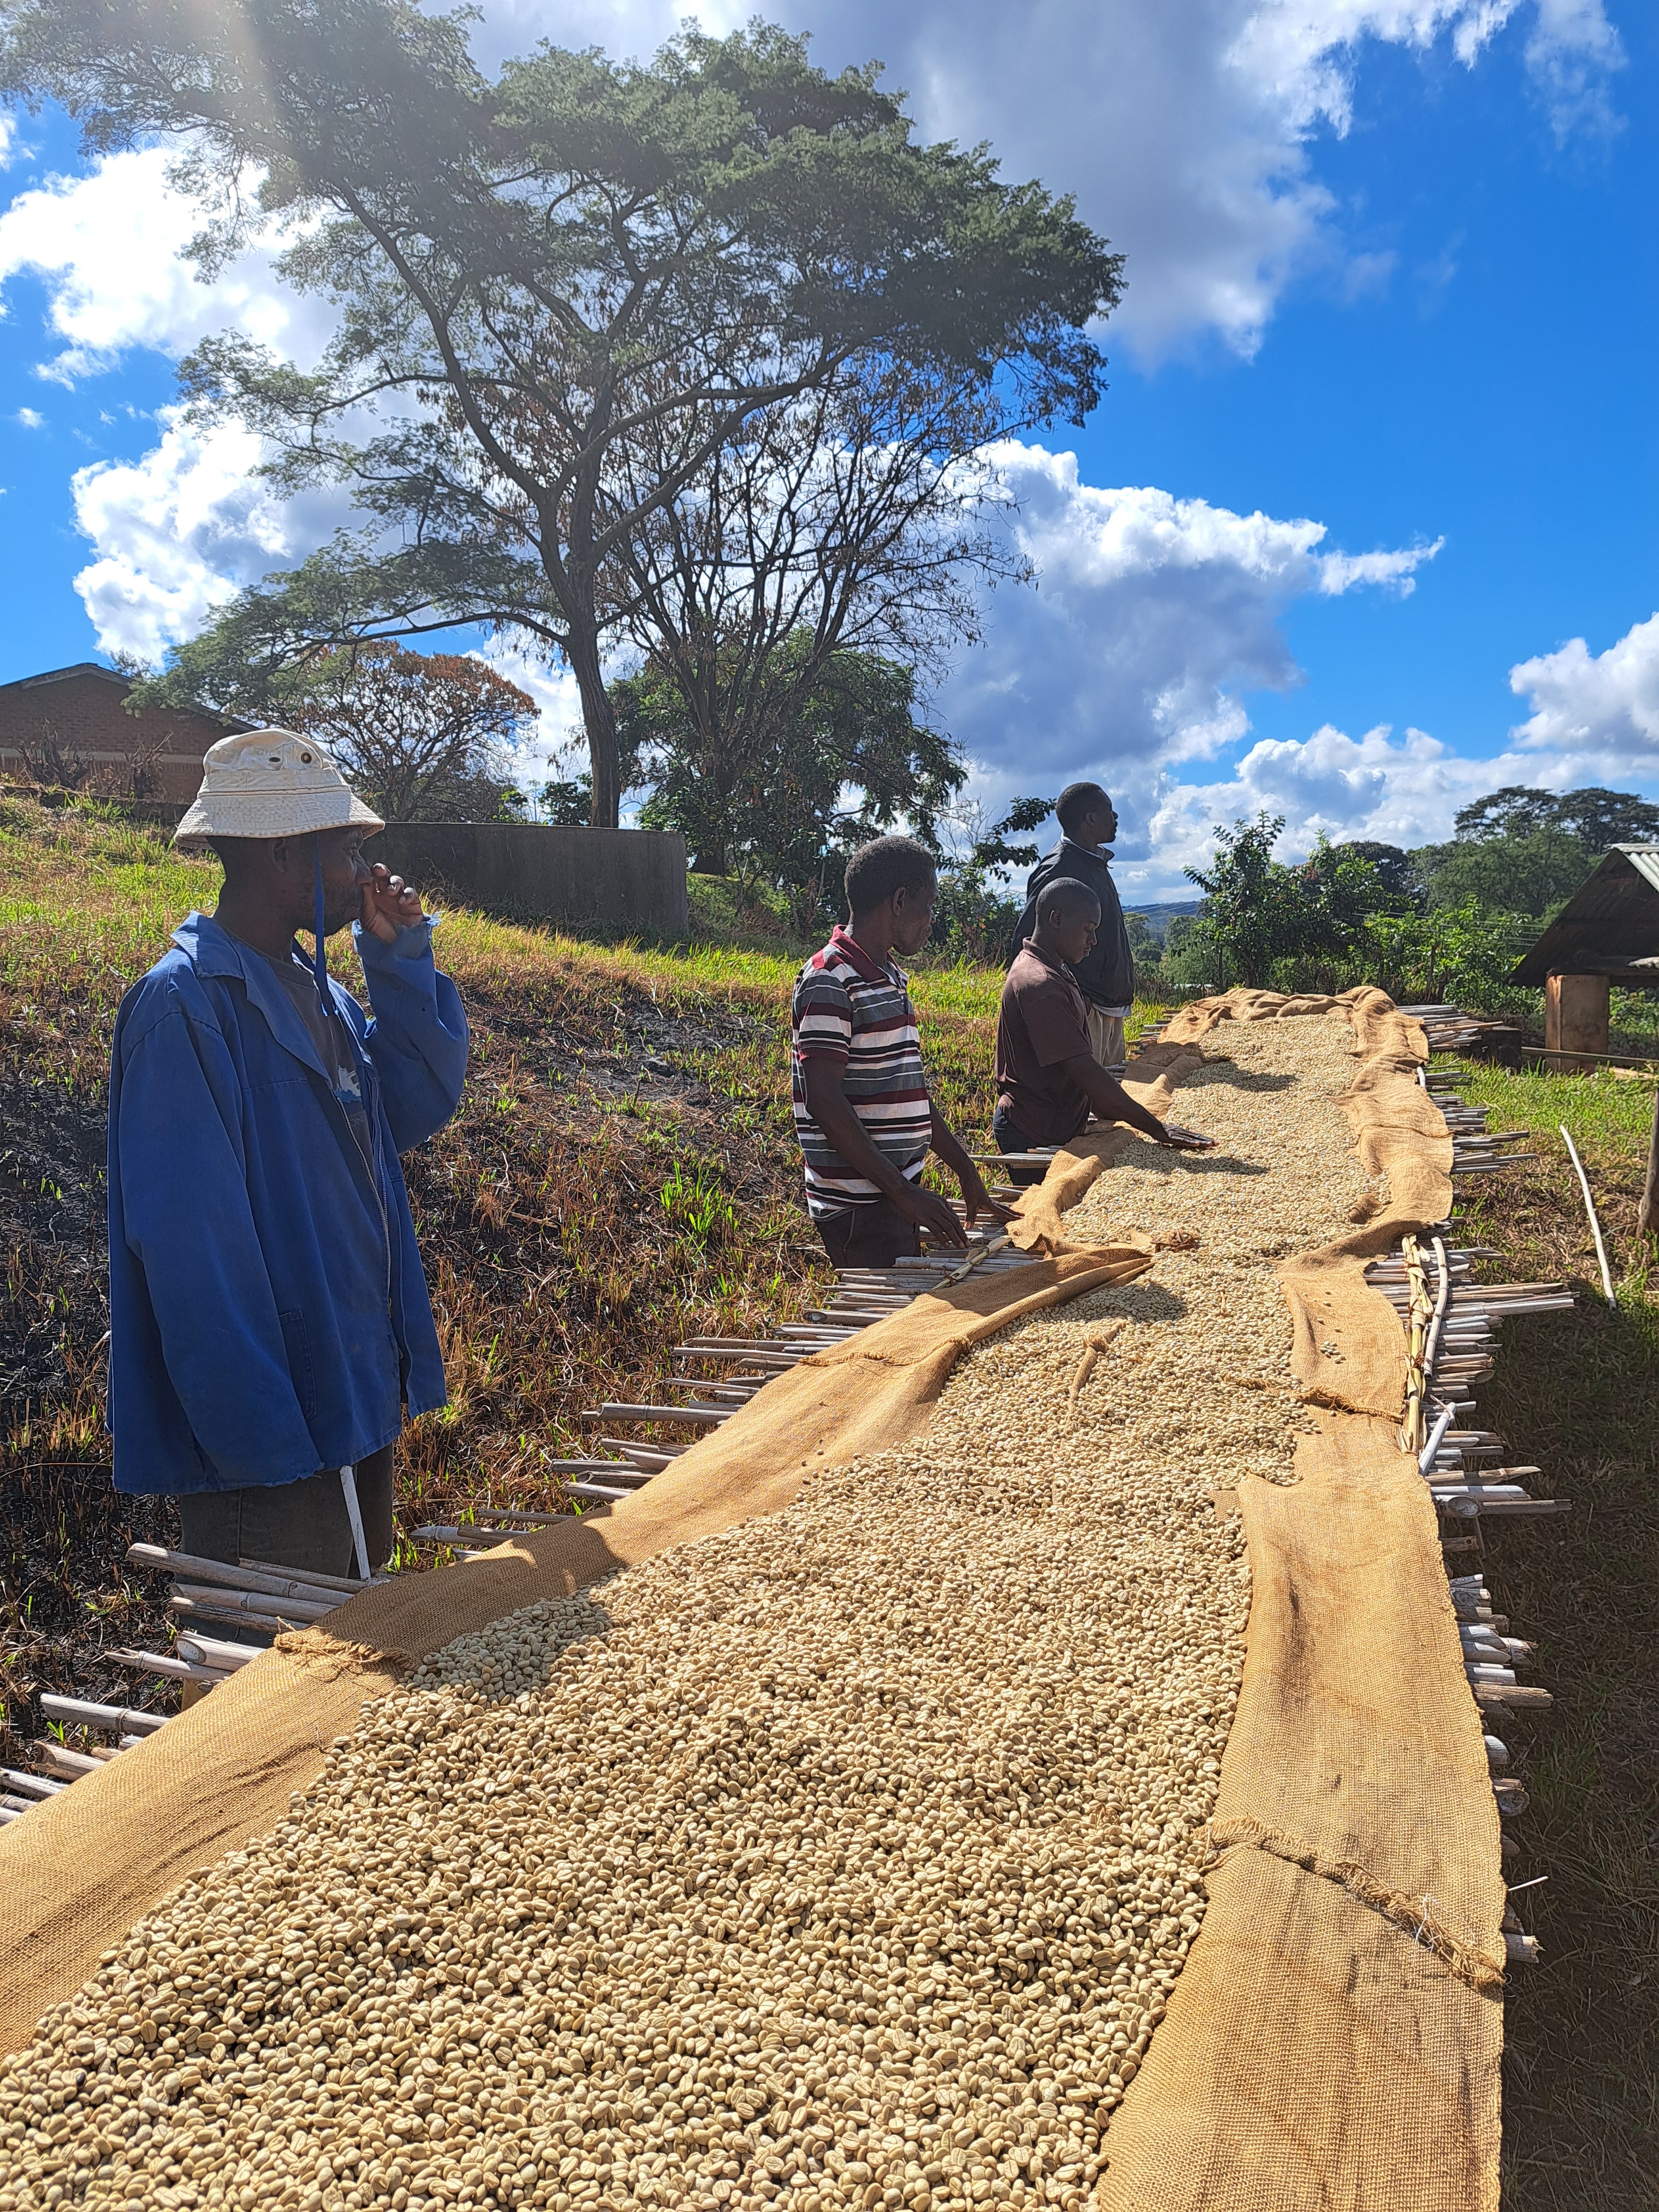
814, 1199, 922, 1270
177, 1442, 397, 1580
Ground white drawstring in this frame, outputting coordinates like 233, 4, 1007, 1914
340, 1463, 371, 1582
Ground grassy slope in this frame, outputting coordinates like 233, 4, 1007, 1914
0, 799, 1165, 1732
1444, 1066, 1659, 2212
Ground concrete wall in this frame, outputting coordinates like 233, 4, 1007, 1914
370, 822, 688, 939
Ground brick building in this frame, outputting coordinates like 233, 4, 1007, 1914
0, 663, 232, 807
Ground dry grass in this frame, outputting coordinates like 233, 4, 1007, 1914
1443, 1063, 1659, 2211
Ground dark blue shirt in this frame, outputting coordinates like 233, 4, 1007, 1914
106, 911, 468, 1496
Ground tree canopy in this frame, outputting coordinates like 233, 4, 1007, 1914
1452, 785, 1659, 848
619, 635, 961, 928
284, 643, 536, 820
1182, 814, 1379, 990
6, 0, 1125, 823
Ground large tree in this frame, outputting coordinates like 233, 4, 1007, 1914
5, 1, 1124, 823
604, 360, 1022, 820
1184, 814, 1381, 990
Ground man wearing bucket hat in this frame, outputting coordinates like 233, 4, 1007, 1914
106, 728, 469, 1584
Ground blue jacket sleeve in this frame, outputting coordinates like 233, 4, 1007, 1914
353, 918, 470, 1153
116, 999, 322, 1486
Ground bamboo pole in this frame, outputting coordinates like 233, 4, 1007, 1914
127, 1544, 360, 1606
1560, 1124, 1617, 1307
584, 1402, 732, 1425
174, 1633, 265, 1670
106, 1646, 221, 1686
39, 1693, 167, 1736
1400, 1236, 1431, 1454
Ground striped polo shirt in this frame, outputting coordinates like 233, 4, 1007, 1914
791, 926, 932, 1217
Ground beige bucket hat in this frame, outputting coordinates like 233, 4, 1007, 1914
173, 729, 385, 851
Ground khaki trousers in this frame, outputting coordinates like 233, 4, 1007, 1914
1086, 1005, 1128, 1069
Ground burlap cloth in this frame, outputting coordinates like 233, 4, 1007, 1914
0, 989, 1504, 2212
1090, 986, 1503, 2212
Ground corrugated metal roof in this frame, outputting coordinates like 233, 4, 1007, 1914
1511, 846, 1659, 985
1618, 844, 1659, 896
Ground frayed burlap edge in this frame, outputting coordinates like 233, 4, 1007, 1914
1206, 1815, 1505, 1994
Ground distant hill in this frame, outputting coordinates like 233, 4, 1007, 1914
1123, 898, 1202, 942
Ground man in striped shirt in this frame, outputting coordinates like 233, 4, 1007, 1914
792, 835, 1011, 1268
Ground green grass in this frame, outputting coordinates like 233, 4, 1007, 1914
1437, 1058, 1659, 2211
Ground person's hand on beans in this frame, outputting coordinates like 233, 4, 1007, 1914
1156, 1123, 1216, 1152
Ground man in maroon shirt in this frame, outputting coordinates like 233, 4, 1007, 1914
995, 878, 1211, 1180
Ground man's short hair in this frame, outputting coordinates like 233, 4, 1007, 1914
1056, 782, 1111, 834
1039, 875, 1102, 925
844, 835, 937, 918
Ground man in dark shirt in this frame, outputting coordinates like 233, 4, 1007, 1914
1013, 782, 1135, 1068
995, 879, 1210, 1181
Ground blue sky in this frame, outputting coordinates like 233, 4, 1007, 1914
0, 0, 1653, 899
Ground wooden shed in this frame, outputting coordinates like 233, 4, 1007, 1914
1510, 844, 1659, 1067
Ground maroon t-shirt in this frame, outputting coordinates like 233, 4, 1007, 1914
996, 944, 1093, 1145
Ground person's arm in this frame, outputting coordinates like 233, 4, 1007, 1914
352, 867, 469, 1152
800, 1057, 970, 1248
927, 1105, 1017, 1226
115, 1003, 323, 1486
1061, 1053, 1211, 1150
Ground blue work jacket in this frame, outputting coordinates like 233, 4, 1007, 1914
107, 910, 469, 1496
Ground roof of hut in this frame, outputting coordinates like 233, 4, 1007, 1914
1511, 845, 1659, 984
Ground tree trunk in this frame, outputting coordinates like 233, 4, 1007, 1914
1639, 1086, 1659, 1242
566, 619, 621, 828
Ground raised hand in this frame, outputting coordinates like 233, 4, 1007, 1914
360, 862, 425, 944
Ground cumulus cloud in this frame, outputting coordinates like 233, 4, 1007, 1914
1509, 611, 1659, 761
473, 644, 586, 794
70, 409, 355, 661
936, 442, 1437, 810
1135, 722, 1540, 885
0, 1, 1619, 384
0, 145, 326, 381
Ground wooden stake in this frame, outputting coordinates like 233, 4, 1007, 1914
1560, 1123, 1617, 1306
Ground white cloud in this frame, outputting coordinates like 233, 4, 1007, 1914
1137, 722, 1535, 884
14, 405, 42, 429
70, 408, 355, 661
1509, 612, 1659, 761
1525, 0, 1627, 142
936, 443, 1437, 809
0, 145, 324, 382
471, 644, 585, 794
